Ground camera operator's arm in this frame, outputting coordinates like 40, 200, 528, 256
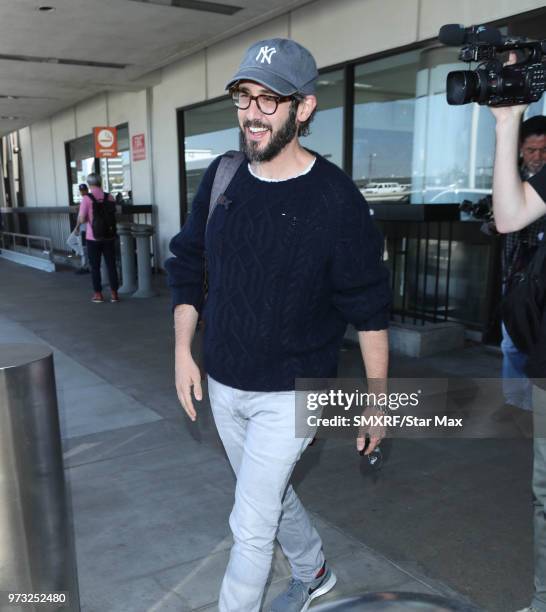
492, 106, 546, 232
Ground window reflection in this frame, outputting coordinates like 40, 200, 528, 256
411, 47, 496, 204
305, 70, 344, 168
67, 134, 95, 204
184, 98, 239, 210
353, 51, 418, 200
353, 46, 546, 206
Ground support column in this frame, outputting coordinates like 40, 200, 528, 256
131, 223, 157, 298
117, 222, 137, 295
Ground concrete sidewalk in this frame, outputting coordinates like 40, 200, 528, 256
0, 259, 534, 611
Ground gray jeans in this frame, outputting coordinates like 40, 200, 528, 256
208, 376, 324, 612
532, 385, 546, 611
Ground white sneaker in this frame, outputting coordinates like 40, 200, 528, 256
516, 607, 539, 612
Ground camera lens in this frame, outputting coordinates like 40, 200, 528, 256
446, 70, 480, 105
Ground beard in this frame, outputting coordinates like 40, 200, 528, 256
527, 160, 545, 177
241, 103, 298, 163
522, 159, 545, 179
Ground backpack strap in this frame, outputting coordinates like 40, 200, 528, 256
87, 192, 109, 205
206, 150, 245, 236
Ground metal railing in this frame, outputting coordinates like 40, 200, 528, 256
373, 204, 501, 334
0, 204, 157, 267
0, 231, 52, 258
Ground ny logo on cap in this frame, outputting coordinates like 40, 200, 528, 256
255, 46, 276, 64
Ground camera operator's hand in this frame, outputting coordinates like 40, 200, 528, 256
490, 104, 527, 122
490, 102, 527, 124
490, 53, 527, 123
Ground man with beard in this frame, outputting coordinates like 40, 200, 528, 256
166, 38, 390, 612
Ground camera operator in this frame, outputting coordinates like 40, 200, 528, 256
491, 73, 546, 612
497, 117, 546, 424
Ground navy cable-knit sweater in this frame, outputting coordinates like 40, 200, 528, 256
166, 153, 391, 392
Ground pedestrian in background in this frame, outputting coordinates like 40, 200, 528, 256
75, 173, 119, 303
75, 183, 90, 275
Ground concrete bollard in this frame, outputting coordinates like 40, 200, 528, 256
117, 222, 137, 295
131, 223, 157, 298
0, 344, 81, 611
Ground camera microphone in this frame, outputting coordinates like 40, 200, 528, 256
439, 24, 503, 47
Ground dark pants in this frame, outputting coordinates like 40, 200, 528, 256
87, 239, 119, 293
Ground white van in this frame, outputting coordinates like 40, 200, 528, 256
362, 182, 404, 195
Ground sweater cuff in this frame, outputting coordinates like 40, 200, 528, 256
354, 310, 390, 332
171, 285, 205, 313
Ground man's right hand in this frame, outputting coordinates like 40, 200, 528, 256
173, 304, 201, 421
175, 349, 202, 421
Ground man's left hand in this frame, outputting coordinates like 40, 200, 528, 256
356, 405, 387, 453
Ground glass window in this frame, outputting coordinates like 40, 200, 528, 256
353, 40, 546, 205
305, 70, 344, 168
410, 46, 497, 204
67, 134, 96, 204
184, 98, 239, 209
67, 124, 132, 204
411, 47, 545, 205
353, 50, 419, 200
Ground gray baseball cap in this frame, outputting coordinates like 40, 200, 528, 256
225, 38, 318, 96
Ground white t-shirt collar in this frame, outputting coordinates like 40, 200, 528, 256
247, 157, 316, 182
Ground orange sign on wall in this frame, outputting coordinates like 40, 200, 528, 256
94, 127, 118, 158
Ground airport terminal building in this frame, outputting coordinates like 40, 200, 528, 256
1, 0, 546, 340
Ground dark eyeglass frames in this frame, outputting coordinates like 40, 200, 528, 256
230, 89, 299, 115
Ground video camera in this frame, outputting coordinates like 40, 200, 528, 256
439, 23, 546, 107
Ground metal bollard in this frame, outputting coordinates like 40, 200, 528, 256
131, 223, 157, 298
117, 222, 137, 295
311, 592, 481, 611
0, 344, 80, 612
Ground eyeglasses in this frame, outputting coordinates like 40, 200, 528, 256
230, 88, 297, 115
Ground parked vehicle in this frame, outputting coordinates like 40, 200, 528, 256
362, 182, 405, 195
